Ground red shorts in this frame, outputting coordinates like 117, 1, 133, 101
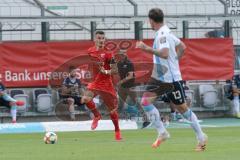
87, 75, 117, 111
90, 89, 117, 112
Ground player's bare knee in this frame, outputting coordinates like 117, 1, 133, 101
67, 98, 74, 105
82, 90, 94, 103
176, 103, 188, 114
233, 92, 239, 97
82, 96, 92, 103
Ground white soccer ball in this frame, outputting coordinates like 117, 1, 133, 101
44, 132, 58, 144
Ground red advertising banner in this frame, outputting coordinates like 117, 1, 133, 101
0, 38, 234, 87
179, 38, 234, 80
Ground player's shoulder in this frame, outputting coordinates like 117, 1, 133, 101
63, 77, 70, 82
158, 25, 170, 35
156, 26, 170, 44
88, 46, 97, 54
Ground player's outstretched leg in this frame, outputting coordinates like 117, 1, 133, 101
147, 107, 170, 148
2, 93, 25, 106
2, 93, 17, 102
85, 100, 101, 130
181, 108, 208, 151
141, 94, 169, 148
2, 94, 25, 123
9, 102, 18, 123
82, 90, 102, 130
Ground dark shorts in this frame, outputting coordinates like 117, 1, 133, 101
224, 84, 234, 100
60, 95, 82, 106
147, 78, 186, 105
166, 81, 186, 105
0, 97, 11, 108
146, 78, 174, 96
161, 80, 187, 104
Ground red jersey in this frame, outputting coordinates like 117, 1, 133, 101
87, 46, 116, 97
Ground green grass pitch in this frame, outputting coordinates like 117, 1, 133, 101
0, 127, 240, 160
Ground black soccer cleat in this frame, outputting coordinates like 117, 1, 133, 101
141, 121, 152, 129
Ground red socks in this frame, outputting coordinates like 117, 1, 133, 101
86, 101, 101, 118
110, 111, 120, 132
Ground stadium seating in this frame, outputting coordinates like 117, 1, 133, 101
32, 88, 52, 112
199, 84, 219, 108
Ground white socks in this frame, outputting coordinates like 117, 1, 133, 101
11, 106, 17, 122
182, 109, 205, 142
145, 105, 167, 137
233, 96, 240, 114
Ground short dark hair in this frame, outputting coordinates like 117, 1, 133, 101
148, 8, 164, 23
69, 66, 76, 72
95, 30, 105, 35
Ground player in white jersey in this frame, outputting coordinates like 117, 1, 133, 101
136, 8, 208, 151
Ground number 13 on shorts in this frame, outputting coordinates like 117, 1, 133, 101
172, 90, 182, 100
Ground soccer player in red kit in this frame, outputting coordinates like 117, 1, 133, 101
82, 30, 122, 140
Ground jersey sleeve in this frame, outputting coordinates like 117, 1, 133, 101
158, 35, 170, 50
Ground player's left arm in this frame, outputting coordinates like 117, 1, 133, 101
176, 41, 186, 60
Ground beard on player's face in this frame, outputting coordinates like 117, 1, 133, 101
97, 41, 104, 48
70, 71, 77, 78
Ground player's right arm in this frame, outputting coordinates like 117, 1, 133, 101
136, 41, 169, 59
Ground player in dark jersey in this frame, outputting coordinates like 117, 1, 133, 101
115, 49, 150, 127
60, 66, 84, 120
226, 74, 240, 118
